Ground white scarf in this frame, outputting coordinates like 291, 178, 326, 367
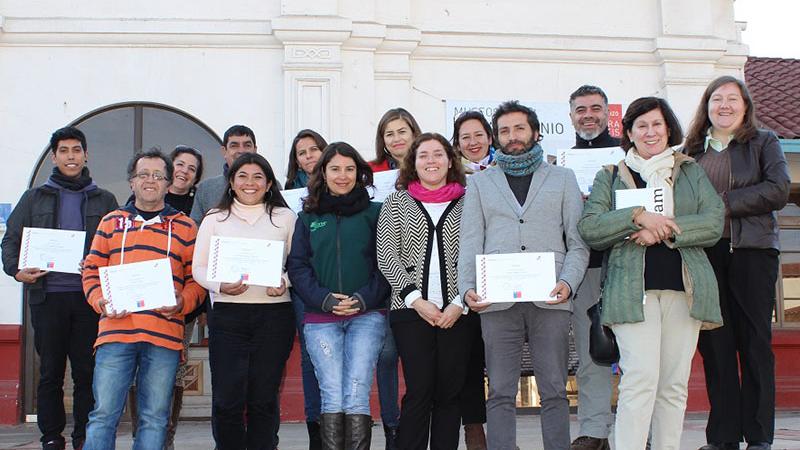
624, 147, 675, 217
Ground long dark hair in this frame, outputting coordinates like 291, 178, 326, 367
620, 97, 684, 152
684, 76, 758, 155
213, 153, 288, 222
373, 108, 422, 165
397, 133, 466, 190
286, 129, 328, 188
304, 142, 374, 213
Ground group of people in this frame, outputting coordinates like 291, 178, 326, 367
0, 74, 789, 450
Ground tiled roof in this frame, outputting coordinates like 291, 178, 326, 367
745, 57, 800, 139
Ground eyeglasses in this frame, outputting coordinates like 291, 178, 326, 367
132, 172, 167, 181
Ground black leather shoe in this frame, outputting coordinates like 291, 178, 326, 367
699, 444, 740, 450
746, 443, 771, 450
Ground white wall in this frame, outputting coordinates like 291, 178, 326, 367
0, 0, 748, 324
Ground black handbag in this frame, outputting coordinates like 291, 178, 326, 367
587, 292, 619, 366
587, 165, 620, 366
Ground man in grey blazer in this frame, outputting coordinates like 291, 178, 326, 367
458, 101, 589, 450
189, 124, 258, 224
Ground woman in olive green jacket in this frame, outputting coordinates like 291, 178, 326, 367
578, 97, 724, 450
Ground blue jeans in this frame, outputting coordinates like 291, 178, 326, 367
84, 342, 179, 450
304, 311, 385, 415
292, 290, 322, 422
377, 318, 400, 427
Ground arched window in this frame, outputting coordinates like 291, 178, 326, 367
31, 102, 223, 203
23, 103, 222, 418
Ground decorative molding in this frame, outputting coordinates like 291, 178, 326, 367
283, 71, 341, 166
0, 16, 280, 47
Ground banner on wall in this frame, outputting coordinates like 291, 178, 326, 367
445, 100, 623, 155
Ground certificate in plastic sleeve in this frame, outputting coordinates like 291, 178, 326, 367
476, 252, 557, 303
18, 227, 86, 274
207, 236, 284, 287
99, 258, 176, 313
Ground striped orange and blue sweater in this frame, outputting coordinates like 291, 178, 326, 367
82, 203, 206, 352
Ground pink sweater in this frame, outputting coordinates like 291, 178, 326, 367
193, 200, 296, 304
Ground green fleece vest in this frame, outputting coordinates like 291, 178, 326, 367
299, 202, 382, 295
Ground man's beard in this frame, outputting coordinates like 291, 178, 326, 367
498, 137, 536, 156
576, 128, 604, 141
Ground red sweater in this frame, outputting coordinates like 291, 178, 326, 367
82, 204, 206, 351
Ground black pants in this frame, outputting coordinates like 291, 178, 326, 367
208, 302, 295, 450
29, 291, 99, 447
458, 311, 487, 425
392, 313, 474, 450
698, 240, 778, 444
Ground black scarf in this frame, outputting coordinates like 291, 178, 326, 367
49, 167, 93, 191
317, 186, 371, 216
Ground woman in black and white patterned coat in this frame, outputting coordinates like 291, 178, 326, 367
377, 132, 476, 450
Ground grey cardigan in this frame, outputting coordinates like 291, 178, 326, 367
457, 164, 589, 313
190, 174, 228, 224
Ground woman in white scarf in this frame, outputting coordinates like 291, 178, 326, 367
579, 97, 724, 450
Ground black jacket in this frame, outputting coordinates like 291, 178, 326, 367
574, 128, 621, 267
1, 184, 118, 304
688, 129, 790, 250
573, 128, 621, 150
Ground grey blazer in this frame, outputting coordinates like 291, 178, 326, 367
190, 174, 228, 224
457, 164, 589, 313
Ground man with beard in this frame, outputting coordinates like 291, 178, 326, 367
567, 85, 620, 450
459, 101, 589, 450
2, 127, 118, 450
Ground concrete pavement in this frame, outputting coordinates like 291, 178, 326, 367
1, 412, 799, 449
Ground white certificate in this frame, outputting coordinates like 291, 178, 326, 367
556, 147, 625, 195
18, 227, 86, 274
615, 187, 666, 215
207, 236, 284, 287
369, 169, 399, 203
281, 187, 308, 214
99, 258, 176, 313
476, 252, 557, 303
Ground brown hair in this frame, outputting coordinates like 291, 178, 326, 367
684, 76, 759, 155
373, 108, 422, 165
303, 142, 374, 213
396, 133, 466, 190
286, 129, 328, 188
620, 97, 684, 152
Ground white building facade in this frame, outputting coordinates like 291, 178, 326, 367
0, 0, 747, 422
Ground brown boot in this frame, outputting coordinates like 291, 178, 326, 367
464, 423, 487, 450
127, 386, 138, 438
163, 386, 184, 450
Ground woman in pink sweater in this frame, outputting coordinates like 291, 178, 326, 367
193, 152, 296, 450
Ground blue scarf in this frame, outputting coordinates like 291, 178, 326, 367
494, 143, 543, 177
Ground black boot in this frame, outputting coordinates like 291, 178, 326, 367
321, 413, 345, 450
345, 415, 372, 450
307, 420, 322, 450
382, 424, 398, 450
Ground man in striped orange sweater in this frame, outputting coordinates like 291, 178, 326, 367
81, 149, 206, 450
